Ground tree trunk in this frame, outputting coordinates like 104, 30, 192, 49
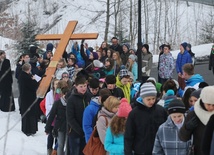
130, 0, 133, 47
153, 0, 158, 54
157, 0, 162, 51
104, 0, 110, 42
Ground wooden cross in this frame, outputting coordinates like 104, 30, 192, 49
35, 20, 98, 98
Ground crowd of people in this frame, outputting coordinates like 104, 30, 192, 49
0, 38, 214, 155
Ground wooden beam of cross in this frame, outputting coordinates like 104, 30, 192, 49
35, 20, 98, 98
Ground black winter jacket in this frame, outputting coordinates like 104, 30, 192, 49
45, 98, 67, 133
66, 89, 91, 138
124, 102, 167, 155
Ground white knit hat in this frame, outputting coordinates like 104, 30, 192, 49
200, 86, 214, 104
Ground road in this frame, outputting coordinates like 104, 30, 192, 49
12, 62, 214, 98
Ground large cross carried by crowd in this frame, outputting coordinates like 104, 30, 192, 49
35, 21, 99, 98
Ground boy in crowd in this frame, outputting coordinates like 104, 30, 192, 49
66, 76, 91, 155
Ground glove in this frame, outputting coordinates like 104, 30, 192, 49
142, 67, 146, 73
185, 116, 199, 130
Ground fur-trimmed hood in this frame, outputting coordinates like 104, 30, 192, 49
194, 99, 214, 125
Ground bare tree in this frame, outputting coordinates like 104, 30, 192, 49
104, 0, 110, 42
153, 0, 158, 54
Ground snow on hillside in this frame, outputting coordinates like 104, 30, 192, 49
0, 99, 46, 155
3, 0, 214, 48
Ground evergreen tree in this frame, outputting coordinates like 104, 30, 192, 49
16, 21, 39, 54
199, 11, 214, 44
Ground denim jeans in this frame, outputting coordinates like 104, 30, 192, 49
68, 135, 85, 155
57, 131, 67, 155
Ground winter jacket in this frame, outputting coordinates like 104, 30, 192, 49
71, 44, 85, 67
104, 68, 114, 76
179, 100, 214, 155
181, 74, 204, 96
142, 52, 153, 76
45, 98, 67, 133
45, 89, 55, 116
176, 50, 192, 74
130, 62, 138, 82
209, 48, 214, 73
97, 107, 115, 145
66, 89, 91, 138
116, 75, 131, 103
104, 127, 124, 155
109, 44, 123, 55
153, 116, 190, 155
83, 97, 101, 142
124, 97, 167, 155
202, 114, 214, 155
67, 65, 75, 81
55, 67, 68, 80
158, 53, 175, 79
121, 52, 130, 65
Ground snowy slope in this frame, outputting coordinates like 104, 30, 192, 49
0, 99, 46, 155
2, 0, 213, 48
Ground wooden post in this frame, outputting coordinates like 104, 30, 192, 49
35, 21, 98, 98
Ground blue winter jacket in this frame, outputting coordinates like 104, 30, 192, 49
180, 74, 204, 96
131, 62, 138, 82
82, 97, 101, 142
104, 127, 124, 155
71, 44, 85, 67
185, 74, 204, 87
176, 50, 192, 74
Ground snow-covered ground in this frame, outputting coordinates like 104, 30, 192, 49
0, 99, 46, 155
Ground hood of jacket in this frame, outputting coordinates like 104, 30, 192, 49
186, 74, 204, 86
194, 99, 214, 125
90, 96, 101, 106
98, 107, 115, 118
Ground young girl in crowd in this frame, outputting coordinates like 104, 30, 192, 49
55, 58, 68, 80
45, 78, 59, 155
126, 54, 138, 82
97, 96, 120, 148
104, 98, 132, 155
153, 99, 190, 155
45, 87, 69, 155
103, 58, 114, 76
112, 51, 122, 75
179, 86, 214, 155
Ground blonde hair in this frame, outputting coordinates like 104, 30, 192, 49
58, 58, 67, 68
104, 96, 120, 112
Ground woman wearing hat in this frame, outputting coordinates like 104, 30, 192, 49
179, 86, 214, 155
124, 82, 167, 155
104, 98, 132, 155
126, 54, 138, 82
153, 99, 190, 155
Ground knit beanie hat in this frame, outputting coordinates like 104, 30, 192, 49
128, 71, 134, 81
181, 42, 187, 50
190, 89, 202, 99
46, 43, 54, 52
168, 99, 186, 114
119, 69, 129, 80
200, 86, 214, 104
140, 82, 157, 98
129, 54, 136, 61
164, 89, 177, 109
142, 44, 149, 52
117, 98, 132, 118
123, 43, 130, 50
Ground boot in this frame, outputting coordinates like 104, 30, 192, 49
47, 149, 53, 155
51, 149, 57, 155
